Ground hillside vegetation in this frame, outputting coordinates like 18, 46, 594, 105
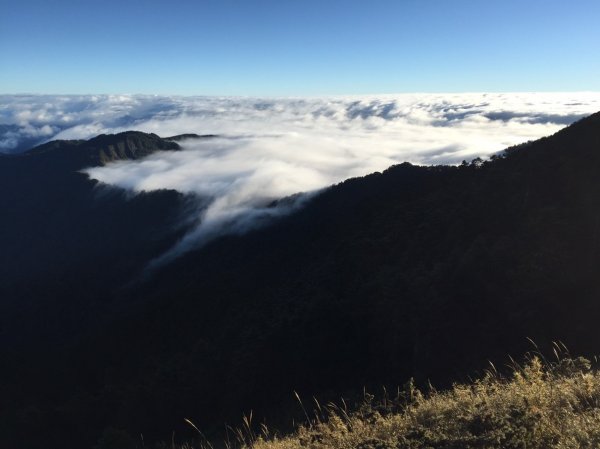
170, 353, 600, 449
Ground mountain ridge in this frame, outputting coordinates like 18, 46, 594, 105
2, 112, 600, 448
22, 130, 181, 167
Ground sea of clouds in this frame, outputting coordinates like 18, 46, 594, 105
2, 93, 600, 262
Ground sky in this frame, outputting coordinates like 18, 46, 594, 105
2, 0, 600, 261
1, 0, 599, 95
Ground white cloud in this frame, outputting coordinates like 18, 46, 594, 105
3, 92, 600, 263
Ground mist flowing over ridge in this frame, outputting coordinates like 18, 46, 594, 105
4, 93, 600, 260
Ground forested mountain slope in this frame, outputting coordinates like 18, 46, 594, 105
2, 113, 600, 448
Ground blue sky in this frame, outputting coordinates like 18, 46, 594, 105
1, 0, 599, 95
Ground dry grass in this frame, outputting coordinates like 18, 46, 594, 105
176, 349, 600, 449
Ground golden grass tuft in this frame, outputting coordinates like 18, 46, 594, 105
180, 351, 600, 449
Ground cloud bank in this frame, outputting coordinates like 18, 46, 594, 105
3, 93, 600, 263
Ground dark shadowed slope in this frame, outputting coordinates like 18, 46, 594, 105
0, 131, 221, 299
2, 114, 600, 448
0, 132, 193, 347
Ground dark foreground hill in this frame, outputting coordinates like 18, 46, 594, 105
1, 114, 600, 448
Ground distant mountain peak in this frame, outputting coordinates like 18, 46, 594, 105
85, 131, 180, 164
24, 131, 182, 169
164, 133, 219, 141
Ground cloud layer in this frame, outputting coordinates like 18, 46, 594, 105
4, 93, 600, 262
